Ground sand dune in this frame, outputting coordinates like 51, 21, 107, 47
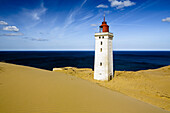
0, 62, 169, 113
53, 66, 170, 111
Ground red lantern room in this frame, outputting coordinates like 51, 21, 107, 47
99, 15, 109, 32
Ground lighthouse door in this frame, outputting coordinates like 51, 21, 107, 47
109, 73, 112, 80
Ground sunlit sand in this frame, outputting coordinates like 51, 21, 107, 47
54, 66, 170, 111
0, 62, 169, 113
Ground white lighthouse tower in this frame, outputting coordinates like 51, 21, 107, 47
94, 16, 114, 81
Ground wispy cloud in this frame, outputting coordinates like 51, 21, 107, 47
80, 0, 87, 8
112, 23, 144, 26
33, 2, 47, 20
64, 0, 88, 27
0, 21, 8, 25
108, 0, 135, 9
19, 1, 48, 29
96, 4, 109, 8
93, 28, 97, 30
110, 0, 158, 23
28, 2, 47, 21
57, 0, 88, 38
80, 13, 93, 21
74, 13, 102, 31
31, 38, 48, 41
2, 26, 19, 32
24, 37, 48, 41
0, 33, 23, 36
162, 17, 170, 22
104, 10, 112, 14
91, 24, 97, 26
64, 11, 75, 29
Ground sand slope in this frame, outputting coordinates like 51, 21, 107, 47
53, 66, 170, 111
0, 62, 169, 113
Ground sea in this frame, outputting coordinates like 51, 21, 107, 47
0, 51, 170, 71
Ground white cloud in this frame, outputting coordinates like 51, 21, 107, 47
3, 26, 19, 32
162, 17, 170, 22
1, 33, 23, 36
91, 24, 97, 26
108, 0, 135, 9
96, 4, 109, 8
0, 21, 8, 25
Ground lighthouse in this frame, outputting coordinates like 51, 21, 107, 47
94, 15, 114, 81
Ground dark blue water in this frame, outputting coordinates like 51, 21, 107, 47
0, 51, 170, 71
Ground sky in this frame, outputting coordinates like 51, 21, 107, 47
0, 0, 170, 51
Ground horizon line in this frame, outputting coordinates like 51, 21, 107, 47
0, 49, 170, 51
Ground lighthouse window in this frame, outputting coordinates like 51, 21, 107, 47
102, 36, 104, 39
101, 41, 102, 45
99, 36, 101, 39
100, 62, 102, 66
100, 48, 102, 52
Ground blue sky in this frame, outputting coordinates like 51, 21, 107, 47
0, 0, 170, 50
